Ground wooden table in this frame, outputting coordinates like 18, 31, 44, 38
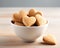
0, 7, 60, 48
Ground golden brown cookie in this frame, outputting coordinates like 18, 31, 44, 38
22, 16, 36, 26
19, 10, 27, 18
29, 8, 36, 16
13, 13, 22, 22
15, 22, 24, 26
35, 14, 46, 26
35, 11, 42, 16
43, 34, 56, 45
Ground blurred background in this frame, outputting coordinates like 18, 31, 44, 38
0, 0, 60, 47
0, 0, 60, 7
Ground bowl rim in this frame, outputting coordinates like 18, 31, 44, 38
11, 20, 48, 28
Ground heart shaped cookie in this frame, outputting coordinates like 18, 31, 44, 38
13, 13, 22, 22
13, 10, 27, 23
43, 34, 56, 45
22, 16, 36, 26
35, 14, 46, 26
35, 11, 42, 16
29, 8, 36, 16
19, 10, 27, 18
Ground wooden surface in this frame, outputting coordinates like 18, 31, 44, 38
0, 7, 60, 48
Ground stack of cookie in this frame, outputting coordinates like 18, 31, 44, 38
12, 9, 47, 27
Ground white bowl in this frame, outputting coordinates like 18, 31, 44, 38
11, 21, 48, 42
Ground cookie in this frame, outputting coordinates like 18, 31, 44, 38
19, 10, 27, 18
35, 14, 46, 26
29, 8, 36, 16
43, 34, 56, 45
15, 22, 24, 26
22, 16, 36, 26
13, 13, 22, 22
35, 11, 42, 16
